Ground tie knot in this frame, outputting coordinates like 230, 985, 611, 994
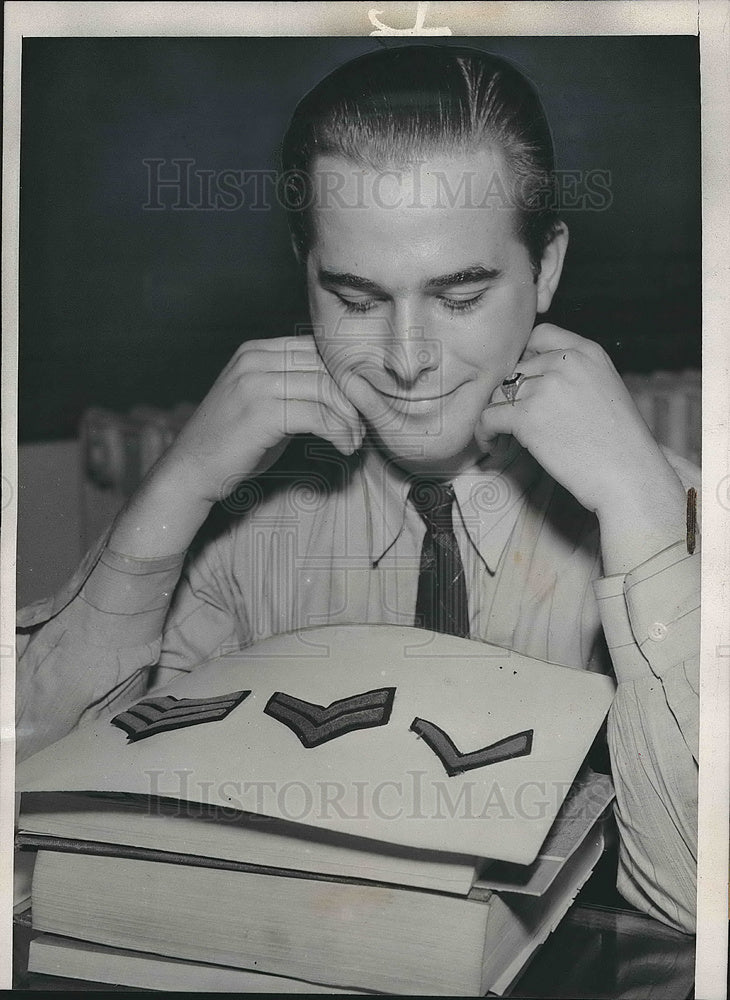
408, 479, 456, 533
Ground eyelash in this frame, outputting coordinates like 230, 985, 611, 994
334, 292, 485, 315
439, 293, 485, 315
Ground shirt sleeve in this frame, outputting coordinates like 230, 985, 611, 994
593, 538, 699, 934
15, 527, 187, 761
15, 516, 248, 762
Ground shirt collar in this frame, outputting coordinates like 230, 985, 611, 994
360, 436, 542, 573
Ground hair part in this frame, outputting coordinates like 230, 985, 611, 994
281, 45, 562, 276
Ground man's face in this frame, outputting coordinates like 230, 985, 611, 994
305, 150, 561, 475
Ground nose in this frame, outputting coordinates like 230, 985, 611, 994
381, 305, 439, 392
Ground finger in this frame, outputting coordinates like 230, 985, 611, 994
223, 346, 304, 382
485, 370, 548, 408
227, 336, 322, 375
474, 394, 529, 453
231, 349, 358, 421
283, 356, 371, 439
475, 372, 548, 451
496, 347, 599, 403
243, 333, 318, 354
268, 371, 362, 427
517, 346, 570, 367
233, 355, 366, 447
525, 322, 604, 360
281, 399, 359, 454
224, 337, 305, 377
265, 372, 365, 450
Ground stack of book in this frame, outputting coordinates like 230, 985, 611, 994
16, 624, 616, 994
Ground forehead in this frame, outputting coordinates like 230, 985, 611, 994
308, 151, 524, 277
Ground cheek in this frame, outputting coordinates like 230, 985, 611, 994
465, 287, 536, 367
308, 289, 345, 370
451, 320, 530, 378
310, 319, 378, 407
307, 284, 331, 327
309, 292, 388, 380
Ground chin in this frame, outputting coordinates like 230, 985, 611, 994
368, 423, 480, 476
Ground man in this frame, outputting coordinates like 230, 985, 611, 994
17, 45, 698, 933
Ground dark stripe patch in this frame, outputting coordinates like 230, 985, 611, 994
410, 718, 533, 776
264, 688, 396, 748
111, 690, 251, 742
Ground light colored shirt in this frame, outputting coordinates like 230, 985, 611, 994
16, 436, 700, 933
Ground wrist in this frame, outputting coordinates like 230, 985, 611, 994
597, 467, 687, 576
594, 443, 685, 521
109, 457, 214, 559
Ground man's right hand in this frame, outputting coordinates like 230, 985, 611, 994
107, 335, 364, 559
159, 334, 365, 505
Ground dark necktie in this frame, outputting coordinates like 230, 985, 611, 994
408, 479, 470, 638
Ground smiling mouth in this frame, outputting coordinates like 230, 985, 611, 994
374, 384, 462, 403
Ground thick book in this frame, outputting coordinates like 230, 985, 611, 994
17, 625, 615, 867
18, 790, 479, 895
28, 934, 375, 993
29, 824, 605, 996
17, 769, 614, 897
17, 768, 613, 898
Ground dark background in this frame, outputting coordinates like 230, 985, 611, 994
19, 36, 701, 443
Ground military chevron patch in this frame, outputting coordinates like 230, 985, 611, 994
264, 687, 396, 748
111, 691, 251, 742
410, 718, 533, 776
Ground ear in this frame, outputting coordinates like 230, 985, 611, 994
290, 232, 304, 267
535, 222, 569, 314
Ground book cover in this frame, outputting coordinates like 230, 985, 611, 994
17, 624, 615, 865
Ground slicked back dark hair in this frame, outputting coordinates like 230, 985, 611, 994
281, 44, 561, 275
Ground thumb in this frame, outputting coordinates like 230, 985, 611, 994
474, 406, 501, 453
474, 389, 518, 453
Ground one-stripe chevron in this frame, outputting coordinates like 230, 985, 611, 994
111, 690, 251, 742
410, 718, 533, 776
264, 687, 396, 748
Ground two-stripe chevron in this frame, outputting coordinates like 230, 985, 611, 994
264, 687, 396, 748
111, 691, 251, 743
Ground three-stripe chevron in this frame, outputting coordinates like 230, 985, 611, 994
410, 718, 533, 776
264, 687, 396, 748
111, 691, 251, 742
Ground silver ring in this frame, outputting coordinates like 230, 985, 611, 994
487, 373, 544, 409
500, 372, 525, 404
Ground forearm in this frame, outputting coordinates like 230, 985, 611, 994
608, 675, 697, 932
108, 451, 214, 560
597, 445, 688, 577
16, 542, 187, 760
594, 543, 699, 931
16, 624, 160, 762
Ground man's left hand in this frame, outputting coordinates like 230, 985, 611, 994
475, 323, 688, 574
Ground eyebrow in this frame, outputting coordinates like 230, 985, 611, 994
318, 269, 380, 292
425, 266, 502, 290
317, 265, 502, 293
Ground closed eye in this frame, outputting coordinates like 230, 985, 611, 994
329, 289, 487, 315
437, 291, 486, 315
331, 292, 384, 314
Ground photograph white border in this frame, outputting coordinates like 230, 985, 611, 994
2, 3, 727, 996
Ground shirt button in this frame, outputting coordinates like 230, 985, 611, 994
648, 622, 668, 642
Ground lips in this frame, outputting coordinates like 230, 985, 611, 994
371, 383, 463, 405
380, 391, 448, 403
